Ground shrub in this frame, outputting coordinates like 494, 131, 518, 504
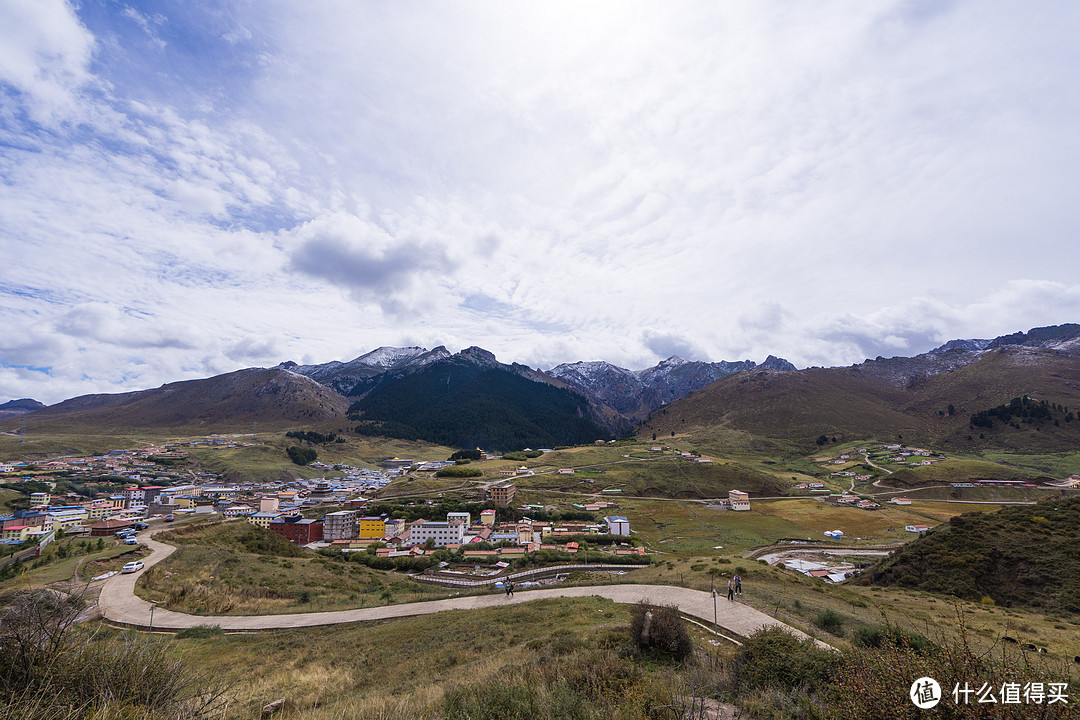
628, 602, 693, 661
851, 624, 931, 654
825, 615, 1074, 720
813, 609, 845, 636
0, 590, 227, 719
435, 467, 483, 478
729, 627, 837, 694
286, 445, 317, 466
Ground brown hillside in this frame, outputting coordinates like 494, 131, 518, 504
640, 347, 1080, 450
20, 368, 348, 433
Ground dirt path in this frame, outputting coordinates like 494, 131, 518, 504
96, 527, 826, 647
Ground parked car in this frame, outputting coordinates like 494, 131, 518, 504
121, 561, 143, 573
164, 514, 175, 522
123, 537, 138, 545
133, 522, 149, 530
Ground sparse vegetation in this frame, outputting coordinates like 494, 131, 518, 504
0, 590, 226, 720
868, 497, 1080, 613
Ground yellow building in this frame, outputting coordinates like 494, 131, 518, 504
248, 513, 279, 529
2, 525, 31, 542
84, 503, 125, 521
359, 516, 386, 539
48, 510, 88, 530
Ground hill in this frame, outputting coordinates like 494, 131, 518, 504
865, 496, 1080, 613
548, 355, 795, 423
347, 350, 612, 451
282, 345, 451, 395
0, 398, 45, 419
19, 368, 348, 433
642, 336, 1080, 453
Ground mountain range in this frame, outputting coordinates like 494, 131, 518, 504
6, 324, 1080, 452
640, 324, 1080, 452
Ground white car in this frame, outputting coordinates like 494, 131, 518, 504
121, 560, 144, 573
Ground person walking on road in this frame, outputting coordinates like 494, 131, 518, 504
734, 574, 742, 596
727, 578, 734, 601
507, 581, 515, 598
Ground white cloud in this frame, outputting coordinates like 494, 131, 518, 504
2, 1, 1080, 404
0, 0, 95, 123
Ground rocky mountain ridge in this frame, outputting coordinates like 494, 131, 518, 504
547, 355, 797, 422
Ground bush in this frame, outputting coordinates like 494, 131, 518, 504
813, 609, 845, 636
851, 624, 931, 654
628, 602, 693, 661
825, 615, 1074, 720
0, 590, 227, 719
286, 445, 317, 466
729, 627, 837, 694
434, 467, 483, 478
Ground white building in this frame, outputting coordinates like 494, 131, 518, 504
728, 490, 750, 511
408, 521, 465, 547
604, 516, 630, 536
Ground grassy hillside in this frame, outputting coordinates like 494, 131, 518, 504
139, 521, 473, 615
12, 368, 349, 436
867, 496, 1080, 613
641, 348, 1080, 456
639, 368, 916, 445
879, 457, 1047, 488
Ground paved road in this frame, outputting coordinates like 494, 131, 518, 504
98, 528, 825, 647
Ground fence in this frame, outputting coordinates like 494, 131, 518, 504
415, 563, 648, 587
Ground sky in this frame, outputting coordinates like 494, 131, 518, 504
2, 1, 1080, 405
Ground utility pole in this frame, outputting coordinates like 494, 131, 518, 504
252, 422, 257, 442
712, 587, 718, 634
149, 601, 158, 633
18, 416, 25, 443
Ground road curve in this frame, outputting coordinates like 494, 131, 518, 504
98, 527, 824, 647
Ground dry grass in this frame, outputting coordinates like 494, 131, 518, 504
168, 597, 631, 720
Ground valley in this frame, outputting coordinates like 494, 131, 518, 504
3, 324, 1080, 718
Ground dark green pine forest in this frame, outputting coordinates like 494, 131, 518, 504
347, 362, 611, 451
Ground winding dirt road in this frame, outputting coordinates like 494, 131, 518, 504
97, 527, 824, 646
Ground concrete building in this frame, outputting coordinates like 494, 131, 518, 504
2, 525, 30, 542
324, 510, 358, 541
359, 516, 386, 539
728, 490, 750, 511
604, 516, 630, 536
259, 496, 280, 513
480, 509, 496, 526
446, 512, 471, 526
488, 484, 516, 506
408, 521, 465, 547
47, 509, 88, 530
248, 512, 279, 529
29, 492, 50, 506
269, 515, 323, 544
383, 518, 406, 538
